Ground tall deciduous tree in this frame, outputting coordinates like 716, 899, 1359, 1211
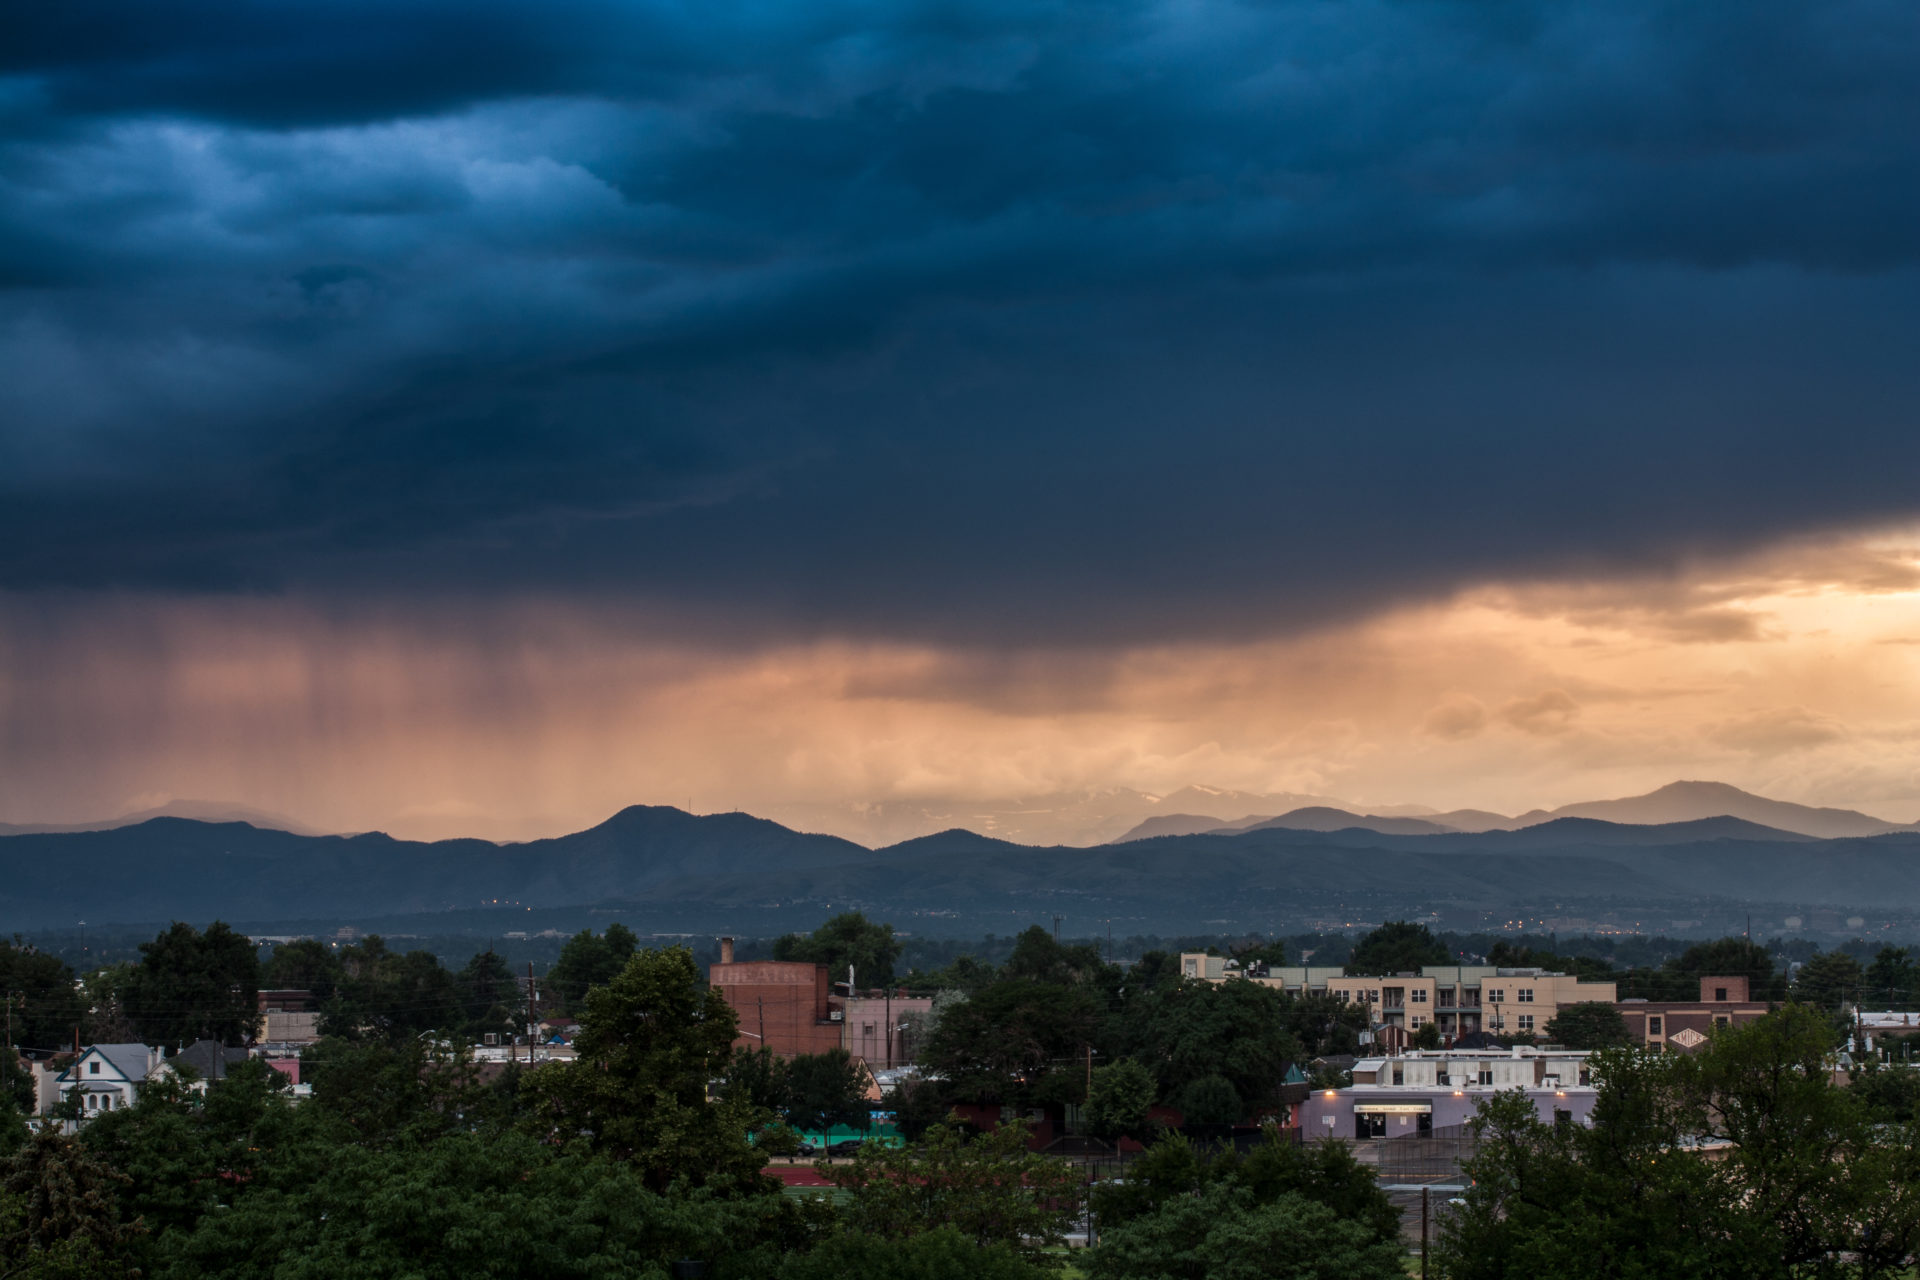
824, 1118, 1081, 1262
324, 936, 461, 1040
922, 978, 1102, 1107
545, 924, 639, 1012
259, 938, 343, 1002
1794, 949, 1865, 1009
1345, 921, 1448, 976
1865, 946, 1920, 1010
1542, 1002, 1631, 1050
521, 946, 767, 1191
772, 913, 903, 988
0, 940, 85, 1053
784, 1048, 868, 1137
1085, 1059, 1158, 1142
455, 948, 519, 1040
1115, 979, 1301, 1118
123, 922, 260, 1047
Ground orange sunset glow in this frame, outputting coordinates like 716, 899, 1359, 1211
7, 528, 1918, 844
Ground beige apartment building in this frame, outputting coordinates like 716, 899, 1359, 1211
1179, 953, 1617, 1039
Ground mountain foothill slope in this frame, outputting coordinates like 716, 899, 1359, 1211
5, 783, 1920, 929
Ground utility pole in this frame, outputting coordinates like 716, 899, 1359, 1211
1421, 1186, 1430, 1278
526, 962, 537, 1065
758, 996, 766, 1049
3, 990, 20, 1053
1053, 914, 1063, 941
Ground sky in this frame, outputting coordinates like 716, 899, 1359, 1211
3, 0, 1919, 842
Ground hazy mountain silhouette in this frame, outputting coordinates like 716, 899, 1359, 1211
5, 797, 1918, 932
0, 800, 326, 837
1106, 782, 1913, 843
1109, 813, 1233, 842
1531, 781, 1916, 839
1233, 807, 1460, 836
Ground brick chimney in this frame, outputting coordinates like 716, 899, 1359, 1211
719, 936, 735, 965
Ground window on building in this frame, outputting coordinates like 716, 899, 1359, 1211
1391, 1066, 1404, 1086
1714, 1014, 1730, 1028
862, 1023, 875, 1037
1648, 1016, 1663, 1035
1410, 1016, 1425, 1028
89, 1061, 100, 1075
1518, 1014, 1535, 1031
1554, 1108, 1572, 1128
1478, 1069, 1493, 1085
1517, 988, 1535, 1003
1714, 987, 1728, 1002
1410, 989, 1428, 1003
1487, 989, 1504, 1003
1183, 959, 1198, 977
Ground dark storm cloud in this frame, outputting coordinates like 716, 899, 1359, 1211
2, 0, 1919, 641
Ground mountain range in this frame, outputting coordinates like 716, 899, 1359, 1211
5, 782, 1920, 934
25, 780, 1915, 849
1107, 781, 1920, 844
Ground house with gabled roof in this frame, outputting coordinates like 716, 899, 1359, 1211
152, 1039, 251, 1092
45, 1043, 162, 1119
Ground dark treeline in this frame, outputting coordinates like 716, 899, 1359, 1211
2, 939, 1416, 1280
11, 913, 1920, 1277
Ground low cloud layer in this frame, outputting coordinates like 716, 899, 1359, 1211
3, 0, 1920, 642
5, 533, 1919, 840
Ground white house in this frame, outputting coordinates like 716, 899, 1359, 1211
45, 1044, 162, 1118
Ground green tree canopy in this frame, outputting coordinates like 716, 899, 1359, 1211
1865, 946, 1920, 1010
1, 1126, 143, 1278
1085, 1059, 1159, 1142
1437, 1005, 1920, 1280
1620, 935, 1786, 1001
723, 1045, 792, 1113
773, 1226, 1045, 1280
784, 1048, 869, 1136
157, 1128, 815, 1280
772, 912, 903, 988
1175, 1074, 1242, 1126
921, 978, 1102, 1107
123, 922, 260, 1047
259, 938, 343, 1002
823, 1118, 1082, 1262
1345, 921, 1448, 976
455, 948, 520, 1040
1092, 1129, 1399, 1249
543, 923, 639, 1013
521, 946, 768, 1192
1486, 942, 1616, 983
1089, 1183, 1405, 1280
1794, 949, 1865, 1009
322, 936, 462, 1041
0, 940, 85, 1053
1114, 978, 1301, 1118
1229, 938, 1288, 968
1001, 926, 1109, 987
1542, 1001, 1631, 1050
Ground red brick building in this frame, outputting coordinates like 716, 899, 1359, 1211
708, 938, 845, 1058
1615, 976, 1771, 1051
